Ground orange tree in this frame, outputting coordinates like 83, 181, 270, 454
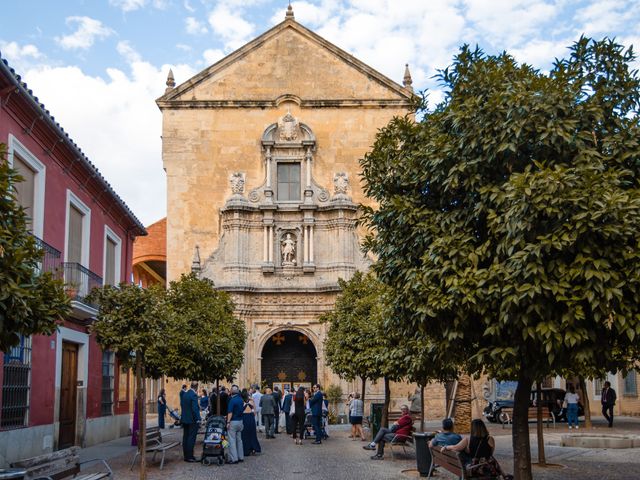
361, 38, 640, 480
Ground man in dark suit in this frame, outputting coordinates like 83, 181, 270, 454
309, 384, 324, 444
272, 386, 282, 434
180, 381, 201, 461
281, 387, 293, 434
601, 381, 617, 427
219, 386, 229, 416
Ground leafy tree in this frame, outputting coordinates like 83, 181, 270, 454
90, 283, 171, 480
165, 273, 246, 409
0, 144, 70, 351
361, 37, 640, 479
321, 272, 389, 410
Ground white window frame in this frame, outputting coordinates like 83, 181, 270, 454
64, 190, 91, 267
7, 134, 46, 238
593, 372, 617, 400
102, 226, 122, 286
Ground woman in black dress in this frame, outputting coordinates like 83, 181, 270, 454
157, 389, 167, 429
291, 386, 307, 445
241, 388, 261, 456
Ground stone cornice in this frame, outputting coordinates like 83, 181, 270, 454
157, 98, 412, 110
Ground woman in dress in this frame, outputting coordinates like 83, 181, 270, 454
157, 389, 167, 429
199, 388, 209, 413
291, 386, 307, 445
241, 388, 261, 456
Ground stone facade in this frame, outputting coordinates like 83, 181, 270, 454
157, 10, 424, 408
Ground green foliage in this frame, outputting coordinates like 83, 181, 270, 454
89, 283, 170, 378
165, 273, 246, 382
361, 37, 640, 384
325, 384, 343, 404
0, 143, 70, 351
321, 272, 390, 383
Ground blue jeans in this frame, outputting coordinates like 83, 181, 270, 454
567, 403, 578, 427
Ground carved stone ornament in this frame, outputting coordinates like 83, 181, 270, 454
277, 112, 299, 142
229, 172, 245, 194
334, 172, 349, 195
281, 233, 297, 265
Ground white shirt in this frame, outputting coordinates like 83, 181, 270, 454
565, 392, 579, 404
252, 391, 262, 411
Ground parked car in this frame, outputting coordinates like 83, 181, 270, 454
483, 387, 584, 423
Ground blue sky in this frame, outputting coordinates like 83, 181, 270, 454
1, 0, 639, 225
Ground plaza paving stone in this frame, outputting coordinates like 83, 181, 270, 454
79, 418, 640, 479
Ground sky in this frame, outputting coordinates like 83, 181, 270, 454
1, 0, 639, 225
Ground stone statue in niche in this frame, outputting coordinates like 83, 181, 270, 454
281, 233, 296, 265
334, 172, 349, 195
278, 112, 299, 142
229, 172, 245, 194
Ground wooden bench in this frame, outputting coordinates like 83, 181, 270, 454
130, 426, 181, 470
10, 446, 112, 480
428, 447, 467, 478
389, 433, 415, 460
500, 407, 555, 428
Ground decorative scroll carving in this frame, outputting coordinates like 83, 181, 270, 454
333, 172, 348, 195
229, 172, 245, 194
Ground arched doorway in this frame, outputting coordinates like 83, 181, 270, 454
261, 330, 317, 390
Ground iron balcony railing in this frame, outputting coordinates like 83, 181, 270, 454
62, 262, 102, 308
32, 235, 62, 277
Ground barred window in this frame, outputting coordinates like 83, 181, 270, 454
624, 371, 637, 396
1, 336, 32, 429
101, 351, 115, 416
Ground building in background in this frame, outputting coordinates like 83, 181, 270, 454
0, 55, 146, 465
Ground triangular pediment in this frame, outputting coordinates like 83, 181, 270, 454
158, 19, 413, 106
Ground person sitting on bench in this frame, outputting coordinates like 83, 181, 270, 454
363, 405, 413, 460
429, 417, 462, 448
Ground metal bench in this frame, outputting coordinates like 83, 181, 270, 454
130, 426, 181, 470
500, 407, 555, 428
10, 446, 112, 480
389, 433, 415, 459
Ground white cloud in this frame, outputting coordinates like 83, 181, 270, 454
0, 41, 43, 61
55, 16, 114, 50
573, 0, 636, 36
185, 17, 208, 35
208, 4, 255, 50
176, 43, 192, 52
109, 0, 147, 12
183, 0, 195, 13
19, 55, 195, 225
117, 40, 142, 63
203, 48, 224, 65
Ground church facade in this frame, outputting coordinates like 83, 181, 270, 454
156, 7, 430, 407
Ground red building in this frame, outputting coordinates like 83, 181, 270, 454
0, 55, 146, 464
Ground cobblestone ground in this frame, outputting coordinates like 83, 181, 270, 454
81, 419, 640, 479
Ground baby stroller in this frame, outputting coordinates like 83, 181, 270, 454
168, 407, 181, 428
303, 412, 328, 440
202, 415, 227, 466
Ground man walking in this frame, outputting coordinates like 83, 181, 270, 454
273, 386, 282, 434
601, 381, 617, 427
281, 386, 294, 434
226, 385, 245, 464
180, 381, 201, 462
309, 384, 324, 444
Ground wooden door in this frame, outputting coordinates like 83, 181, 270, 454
59, 342, 78, 448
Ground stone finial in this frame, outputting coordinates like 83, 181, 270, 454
165, 68, 176, 94
403, 64, 413, 92
285, 3, 294, 20
191, 245, 201, 272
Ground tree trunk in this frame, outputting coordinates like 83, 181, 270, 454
536, 381, 546, 466
136, 357, 146, 480
419, 384, 425, 432
361, 377, 366, 403
382, 377, 391, 428
579, 377, 592, 428
512, 372, 533, 480
216, 378, 220, 415
453, 374, 472, 434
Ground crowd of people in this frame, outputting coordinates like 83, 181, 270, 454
162, 382, 331, 463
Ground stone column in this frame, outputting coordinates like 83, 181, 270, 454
265, 146, 272, 189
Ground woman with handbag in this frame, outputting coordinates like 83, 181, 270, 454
441, 419, 512, 479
